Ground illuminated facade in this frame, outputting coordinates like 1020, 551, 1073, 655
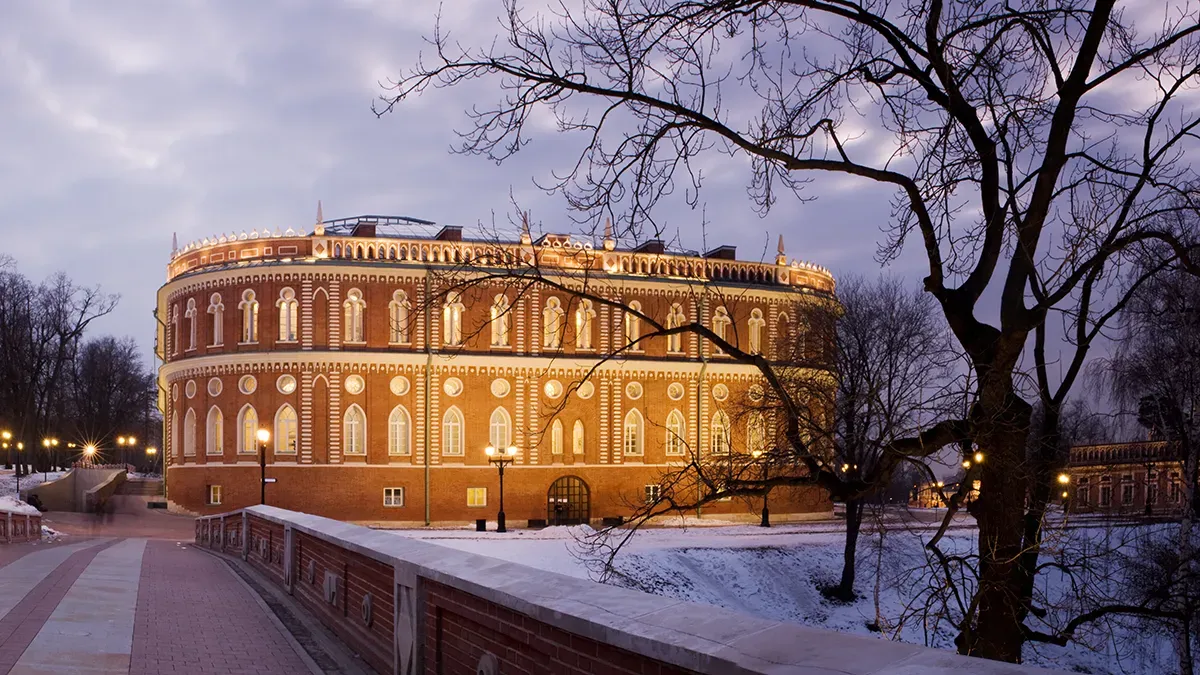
156, 213, 837, 525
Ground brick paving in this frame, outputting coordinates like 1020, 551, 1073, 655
0, 539, 118, 674
130, 540, 315, 675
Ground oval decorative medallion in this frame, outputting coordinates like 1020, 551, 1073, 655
390, 375, 410, 396
543, 379, 564, 399
238, 375, 257, 395
712, 383, 729, 401
667, 382, 685, 401
344, 374, 365, 395
443, 377, 463, 397
207, 378, 223, 397
490, 378, 511, 398
575, 381, 594, 399
625, 381, 643, 400
185, 380, 197, 399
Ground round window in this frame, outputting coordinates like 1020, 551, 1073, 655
544, 380, 564, 399
390, 375, 410, 396
238, 375, 257, 395
185, 380, 197, 399
345, 374, 365, 395
207, 378, 223, 397
172, 383, 179, 401
625, 382, 643, 400
575, 381, 594, 399
667, 382, 685, 401
443, 377, 463, 397
491, 378, 511, 398
277, 374, 297, 395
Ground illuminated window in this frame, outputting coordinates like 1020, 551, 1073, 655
343, 289, 366, 343
343, 404, 366, 455
277, 288, 299, 342
490, 295, 510, 347
665, 410, 686, 455
710, 411, 731, 454
666, 303, 686, 353
543, 297, 565, 349
488, 407, 511, 450
748, 308, 765, 354
237, 404, 258, 454
238, 290, 259, 343
183, 408, 196, 457
275, 405, 298, 454
207, 485, 222, 505
388, 406, 411, 456
572, 420, 585, 455
443, 292, 465, 346
551, 419, 564, 455
389, 290, 411, 344
206, 406, 224, 455
467, 487, 487, 507
623, 409, 644, 456
443, 407, 464, 456
575, 299, 596, 349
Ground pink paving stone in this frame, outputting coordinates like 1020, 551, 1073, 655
130, 540, 313, 675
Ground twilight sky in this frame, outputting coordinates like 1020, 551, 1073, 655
0, 0, 906, 360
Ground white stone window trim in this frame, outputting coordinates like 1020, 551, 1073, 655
383, 487, 405, 507
466, 487, 488, 507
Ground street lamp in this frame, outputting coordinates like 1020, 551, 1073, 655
145, 447, 159, 475
257, 428, 271, 505
83, 444, 97, 467
485, 445, 518, 533
750, 449, 770, 527
973, 451, 984, 464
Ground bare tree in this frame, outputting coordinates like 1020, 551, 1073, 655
67, 336, 156, 466
383, 1, 1200, 661
0, 262, 117, 474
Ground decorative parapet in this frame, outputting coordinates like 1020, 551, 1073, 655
0, 504, 42, 544
196, 505, 1061, 675
167, 215, 836, 294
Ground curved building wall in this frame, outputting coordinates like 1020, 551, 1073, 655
157, 225, 835, 524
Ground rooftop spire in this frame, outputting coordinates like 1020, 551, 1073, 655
776, 233, 787, 265
171, 232, 178, 255
602, 217, 615, 251
520, 210, 532, 245
314, 200, 325, 236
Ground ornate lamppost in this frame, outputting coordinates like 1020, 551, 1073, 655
146, 446, 159, 476
257, 429, 271, 505
750, 449, 770, 528
485, 445, 518, 533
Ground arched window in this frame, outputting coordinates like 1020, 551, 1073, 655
185, 299, 197, 350
389, 290, 411, 344
625, 301, 642, 350
490, 295, 510, 347
775, 312, 792, 360
171, 410, 180, 459
710, 411, 731, 454
171, 305, 181, 354
388, 405, 411, 455
666, 303, 686, 353
623, 409, 644, 456
238, 290, 259, 343
747, 413, 766, 454
206, 406, 224, 455
712, 306, 731, 353
551, 419, 564, 455
443, 292, 465, 346
543, 297, 565, 349
237, 404, 258, 454
443, 406, 465, 456
575, 299, 596, 349
277, 288, 299, 342
488, 407, 511, 450
183, 408, 196, 456
207, 293, 224, 346
343, 289, 366, 343
343, 404, 366, 455
573, 420, 585, 455
748, 308, 765, 354
275, 405, 298, 454
666, 410, 686, 455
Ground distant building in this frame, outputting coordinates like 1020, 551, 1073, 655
156, 211, 838, 525
1066, 441, 1187, 516
910, 479, 979, 509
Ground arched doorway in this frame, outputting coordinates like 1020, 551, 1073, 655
547, 476, 590, 526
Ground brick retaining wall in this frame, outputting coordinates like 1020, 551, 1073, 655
196, 506, 1063, 675
0, 509, 41, 544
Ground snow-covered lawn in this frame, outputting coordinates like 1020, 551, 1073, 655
0, 470, 66, 498
386, 517, 1179, 674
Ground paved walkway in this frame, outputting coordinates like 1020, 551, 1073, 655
0, 537, 319, 674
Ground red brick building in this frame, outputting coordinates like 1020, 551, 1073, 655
156, 213, 836, 525
1066, 440, 1188, 516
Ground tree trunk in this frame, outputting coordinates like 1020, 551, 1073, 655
835, 497, 865, 601
958, 385, 1032, 663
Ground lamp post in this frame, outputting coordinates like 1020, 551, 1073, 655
750, 449, 770, 527
485, 445, 517, 533
1, 431, 10, 489
83, 444, 97, 468
1057, 473, 1070, 512
146, 447, 159, 476
257, 428, 271, 505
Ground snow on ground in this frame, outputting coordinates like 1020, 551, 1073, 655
0, 470, 66, 498
385, 516, 1180, 674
